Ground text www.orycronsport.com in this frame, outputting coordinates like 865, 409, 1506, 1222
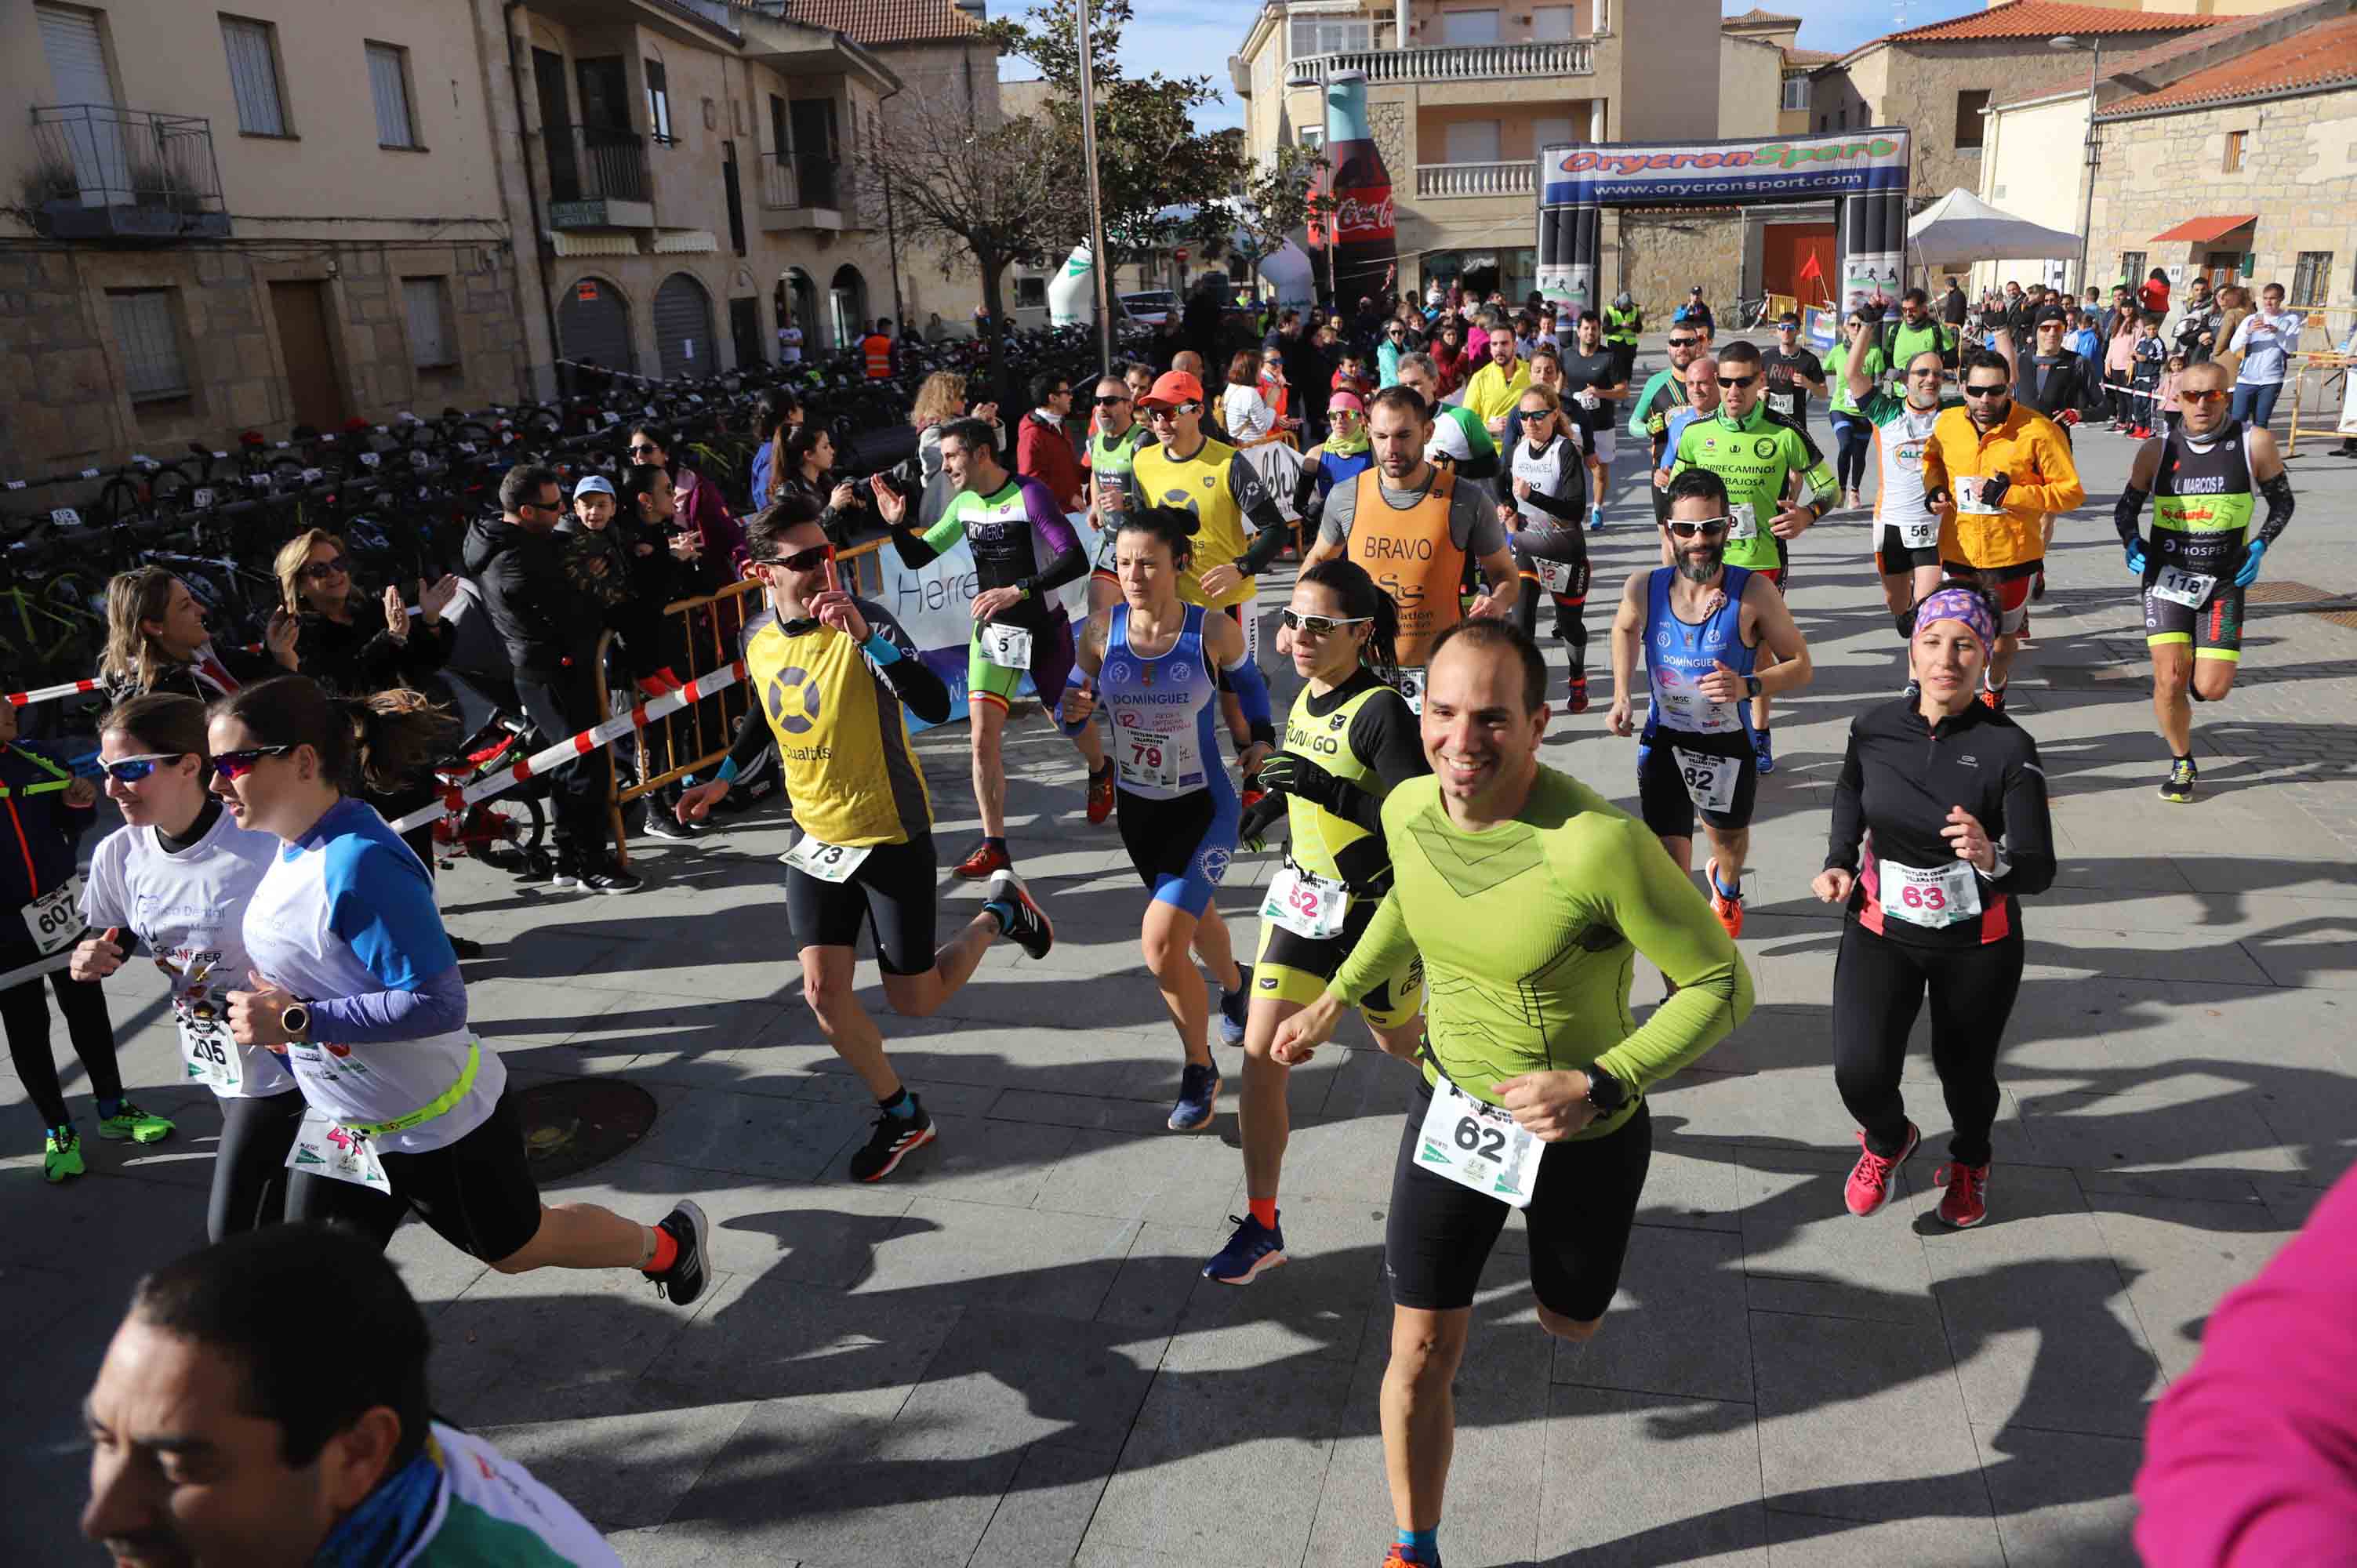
1570, 173, 1891, 201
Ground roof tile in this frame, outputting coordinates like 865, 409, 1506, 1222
785, 0, 982, 46
1997, 4, 2331, 106
2097, 12, 2357, 115
1879, 0, 2218, 47
1723, 7, 1803, 26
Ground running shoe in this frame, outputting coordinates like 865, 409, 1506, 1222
1705, 858, 1744, 941
641, 807, 700, 841
1585, 504, 1605, 533
1934, 1160, 1989, 1228
1203, 1211, 1288, 1283
982, 869, 1055, 960
954, 840, 1010, 880
1215, 971, 1250, 1047
1978, 683, 2007, 714
1567, 676, 1589, 716
1382, 1548, 1443, 1568
646, 1199, 710, 1305
1085, 764, 1115, 826
95, 1102, 173, 1145
1168, 1063, 1220, 1132
43, 1127, 83, 1183
1751, 728, 1775, 775
579, 862, 642, 895
1844, 487, 1861, 513
2159, 757, 2197, 804
849, 1096, 937, 1181
1843, 1123, 1919, 1217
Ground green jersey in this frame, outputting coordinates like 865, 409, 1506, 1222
1429, 403, 1499, 480
1329, 766, 1750, 1137
1669, 401, 1836, 572
1629, 367, 1691, 456
1086, 423, 1149, 504
1880, 319, 1954, 390
1826, 339, 1888, 417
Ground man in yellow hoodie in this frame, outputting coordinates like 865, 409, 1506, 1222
1922, 346, 2085, 708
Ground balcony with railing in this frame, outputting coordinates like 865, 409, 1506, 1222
1414, 160, 1536, 199
757, 151, 845, 230
27, 106, 231, 241
543, 124, 654, 229
1286, 40, 1593, 89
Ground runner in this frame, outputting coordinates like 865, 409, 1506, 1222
1496, 385, 1594, 711
1825, 306, 1887, 513
1879, 289, 1955, 393
1668, 339, 1836, 769
1556, 311, 1629, 532
4, 698, 167, 1184
1059, 506, 1271, 1133
1607, 468, 1814, 938
677, 503, 1055, 1179
1760, 311, 1829, 441
1302, 385, 1520, 716
1393, 354, 1502, 481
1919, 347, 2086, 710
210, 676, 710, 1299
1289, 389, 1377, 538
1083, 372, 1152, 611
1206, 561, 1427, 1283
1837, 319, 1964, 641
2113, 359, 2294, 802
877, 416, 1113, 871
1459, 325, 1531, 449
82, 1225, 623, 1567
1629, 320, 1712, 524
72, 695, 313, 1240
1651, 353, 1720, 568
1814, 586, 2054, 1228
1271, 619, 1751, 1568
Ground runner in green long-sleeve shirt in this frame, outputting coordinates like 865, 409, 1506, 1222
1272, 619, 1749, 1568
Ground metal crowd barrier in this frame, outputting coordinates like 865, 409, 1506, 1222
2283, 351, 2353, 458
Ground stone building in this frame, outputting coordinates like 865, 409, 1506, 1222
1719, 8, 1837, 139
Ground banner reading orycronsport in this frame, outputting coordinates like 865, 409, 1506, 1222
1538, 129, 1911, 207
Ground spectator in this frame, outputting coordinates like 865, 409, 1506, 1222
780, 426, 871, 546
1331, 349, 1373, 402
1016, 368, 1088, 511
1673, 284, 1716, 335
2212, 285, 2253, 380
1263, 306, 1300, 356
2158, 352, 2188, 436
626, 424, 746, 580
2130, 314, 2167, 437
1941, 277, 1968, 328
274, 530, 456, 700
910, 371, 1006, 528
1222, 349, 1279, 445
1429, 319, 1467, 396
1463, 310, 1494, 369
2139, 266, 2172, 317
861, 316, 896, 379
2226, 281, 2304, 429
1378, 315, 1409, 386
1257, 347, 1302, 435
2068, 309, 2104, 413
746, 387, 804, 509
778, 313, 804, 365
2168, 275, 2221, 365
2105, 311, 2141, 429
559, 476, 638, 618
461, 463, 635, 892
2097, 281, 2134, 347
100, 567, 296, 704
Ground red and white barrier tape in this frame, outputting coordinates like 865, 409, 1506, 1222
385, 658, 748, 834
7, 677, 102, 709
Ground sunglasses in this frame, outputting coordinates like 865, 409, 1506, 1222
1142, 403, 1200, 422
300, 555, 350, 581
1908, 366, 1945, 379
1716, 374, 1757, 389
1280, 609, 1372, 637
1666, 518, 1731, 539
100, 752, 186, 784
2179, 388, 2228, 406
626, 442, 661, 456
1961, 383, 2010, 399
1094, 394, 1130, 406
212, 744, 294, 780
757, 544, 835, 572
1667, 336, 1699, 347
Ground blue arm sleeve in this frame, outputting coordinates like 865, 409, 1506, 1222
311, 965, 468, 1044
311, 835, 466, 1042
1223, 648, 1274, 735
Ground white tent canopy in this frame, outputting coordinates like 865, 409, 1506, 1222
1906, 188, 2083, 263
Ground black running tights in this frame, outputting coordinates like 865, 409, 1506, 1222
4, 967, 122, 1131
1832, 921, 2022, 1167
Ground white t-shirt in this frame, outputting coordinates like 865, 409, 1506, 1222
1222, 383, 1277, 443
778, 324, 804, 365
2228, 310, 2304, 386
82, 809, 296, 1101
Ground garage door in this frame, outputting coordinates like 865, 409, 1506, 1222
557, 277, 631, 376
653, 271, 714, 380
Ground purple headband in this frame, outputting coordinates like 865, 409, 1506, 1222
1912, 587, 1996, 652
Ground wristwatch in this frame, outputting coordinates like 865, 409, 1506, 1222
1744, 674, 1763, 700
280, 1002, 311, 1042
1584, 1065, 1630, 1117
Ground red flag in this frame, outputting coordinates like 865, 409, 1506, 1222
1798, 252, 1824, 285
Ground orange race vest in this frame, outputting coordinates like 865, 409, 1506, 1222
862, 333, 893, 379
1345, 468, 1465, 667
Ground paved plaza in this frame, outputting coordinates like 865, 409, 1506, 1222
9, 365, 2357, 1565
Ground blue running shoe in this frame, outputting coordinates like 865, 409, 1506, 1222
1751, 728, 1775, 775
1215, 969, 1250, 1047
1203, 1211, 1287, 1283
1585, 504, 1605, 533
1168, 1062, 1220, 1132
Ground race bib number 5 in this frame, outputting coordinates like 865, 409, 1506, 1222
1413, 1080, 1540, 1208
979, 622, 1034, 670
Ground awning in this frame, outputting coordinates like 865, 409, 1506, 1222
2149, 215, 2257, 245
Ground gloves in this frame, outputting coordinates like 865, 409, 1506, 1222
1977, 473, 2012, 510
1252, 751, 1346, 815
2124, 539, 2148, 577
2234, 537, 2268, 588
1237, 790, 1287, 851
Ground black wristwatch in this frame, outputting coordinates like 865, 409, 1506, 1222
1584, 1065, 1629, 1117
280, 1003, 311, 1042
1744, 674, 1763, 700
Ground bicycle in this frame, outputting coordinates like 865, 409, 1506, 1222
433, 713, 547, 872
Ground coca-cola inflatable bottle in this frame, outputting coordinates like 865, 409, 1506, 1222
1324, 70, 1396, 307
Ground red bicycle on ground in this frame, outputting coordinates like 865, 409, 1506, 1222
432, 713, 546, 870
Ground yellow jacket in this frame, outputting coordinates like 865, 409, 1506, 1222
1461, 358, 1531, 432
1921, 403, 2085, 571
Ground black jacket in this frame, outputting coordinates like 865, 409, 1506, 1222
102, 642, 282, 706
1825, 696, 2056, 949
461, 514, 597, 678
2012, 353, 2087, 424
296, 597, 452, 698
0, 741, 88, 919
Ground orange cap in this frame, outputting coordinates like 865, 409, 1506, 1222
1139, 370, 1204, 408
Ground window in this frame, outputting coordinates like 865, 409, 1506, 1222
2119, 252, 2147, 289
109, 289, 191, 401
1441, 9, 1501, 46
1531, 6, 1575, 40
1782, 75, 1810, 113
645, 59, 674, 143
2223, 129, 2246, 172
1288, 17, 1371, 58
2291, 251, 2331, 307
1955, 89, 1990, 150
1298, 126, 1324, 151
1015, 276, 1047, 309
365, 42, 418, 148
1445, 120, 1502, 165
220, 16, 288, 136
1837, 107, 1847, 129
401, 277, 456, 368
1819, 113, 1829, 132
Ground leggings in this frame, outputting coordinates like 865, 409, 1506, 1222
1832, 920, 2022, 1167
209, 1089, 307, 1241
3, 966, 122, 1131
1829, 412, 1871, 494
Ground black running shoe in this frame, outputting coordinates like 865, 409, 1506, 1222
579, 861, 643, 895
2159, 757, 2197, 804
647, 1199, 710, 1306
849, 1097, 936, 1181
450, 935, 486, 959
982, 869, 1054, 960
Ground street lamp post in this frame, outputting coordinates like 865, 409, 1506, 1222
2051, 34, 2102, 296
1076, 0, 1114, 376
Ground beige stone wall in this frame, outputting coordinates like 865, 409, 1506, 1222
1617, 211, 1744, 322
1719, 35, 1787, 141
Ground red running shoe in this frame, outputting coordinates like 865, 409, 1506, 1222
1935, 1160, 1990, 1228
1978, 683, 2007, 713
1843, 1123, 1919, 1217
1085, 765, 1114, 826
1567, 676, 1589, 715
953, 840, 1010, 880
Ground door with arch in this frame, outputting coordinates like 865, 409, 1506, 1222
829, 264, 868, 350
653, 270, 716, 379
557, 275, 633, 385
779, 269, 819, 358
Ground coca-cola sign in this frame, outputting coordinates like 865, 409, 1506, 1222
1334, 189, 1396, 241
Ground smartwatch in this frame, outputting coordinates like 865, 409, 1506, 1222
280, 1003, 311, 1042
1584, 1065, 1629, 1117
1744, 674, 1763, 700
